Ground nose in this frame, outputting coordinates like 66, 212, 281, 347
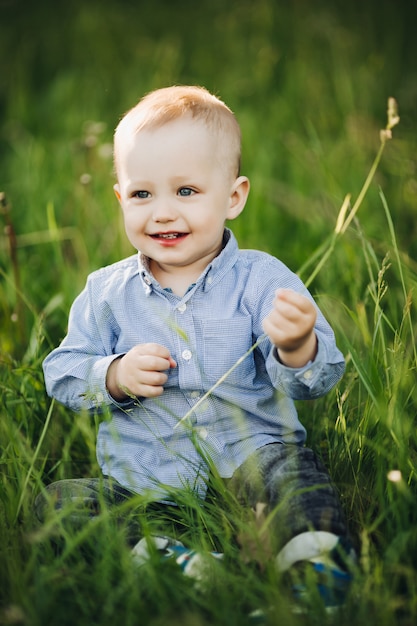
151, 197, 177, 223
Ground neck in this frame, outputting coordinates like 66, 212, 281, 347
149, 262, 199, 297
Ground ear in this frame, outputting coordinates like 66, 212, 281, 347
113, 183, 121, 203
227, 176, 250, 221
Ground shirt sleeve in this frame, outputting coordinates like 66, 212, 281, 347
252, 257, 345, 400
264, 331, 345, 400
42, 275, 133, 412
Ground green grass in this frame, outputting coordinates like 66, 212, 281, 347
1, 0, 417, 624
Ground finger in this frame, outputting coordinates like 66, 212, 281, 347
136, 383, 165, 398
124, 371, 168, 398
275, 288, 311, 310
135, 353, 174, 373
134, 344, 176, 371
271, 299, 301, 325
275, 290, 316, 320
138, 343, 173, 360
136, 369, 169, 387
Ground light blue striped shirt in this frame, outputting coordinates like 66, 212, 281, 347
43, 229, 345, 499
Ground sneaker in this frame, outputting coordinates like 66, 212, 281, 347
276, 533, 356, 613
247, 555, 353, 623
131, 535, 184, 566
131, 535, 223, 583
291, 556, 352, 612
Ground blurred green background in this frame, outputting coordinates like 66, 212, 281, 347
1, 0, 416, 301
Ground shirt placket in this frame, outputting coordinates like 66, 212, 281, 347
173, 298, 211, 441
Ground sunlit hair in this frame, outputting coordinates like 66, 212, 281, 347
114, 85, 241, 178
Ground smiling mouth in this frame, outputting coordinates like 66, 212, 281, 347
150, 232, 187, 240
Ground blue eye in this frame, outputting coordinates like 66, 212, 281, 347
178, 187, 194, 197
133, 190, 150, 199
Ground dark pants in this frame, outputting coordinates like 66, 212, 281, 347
226, 443, 348, 552
35, 443, 348, 552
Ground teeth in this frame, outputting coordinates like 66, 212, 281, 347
159, 233, 178, 239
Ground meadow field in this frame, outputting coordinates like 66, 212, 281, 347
1, 1, 417, 624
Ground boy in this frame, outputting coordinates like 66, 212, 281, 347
38, 85, 354, 605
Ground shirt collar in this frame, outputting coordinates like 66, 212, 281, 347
137, 228, 239, 295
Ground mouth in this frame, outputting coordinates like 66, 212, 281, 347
150, 232, 188, 240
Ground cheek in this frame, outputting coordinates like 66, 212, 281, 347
122, 218, 145, 250
122, 217, 146, 246
122, 208, 144, 230
192, 204, 228, 229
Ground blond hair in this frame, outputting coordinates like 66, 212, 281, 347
114, 85, 241, 178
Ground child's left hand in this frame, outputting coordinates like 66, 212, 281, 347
262, 288, 318, 368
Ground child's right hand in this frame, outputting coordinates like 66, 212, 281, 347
106, 343, 177, 401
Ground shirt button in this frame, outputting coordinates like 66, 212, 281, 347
96, 392, 105, 403
198, 427, 208, 440
177, 303, 187, 313
303, 369, 313, 380
189, 391, 200, 399
182, 349, 192, 361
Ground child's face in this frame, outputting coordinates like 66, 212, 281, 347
114, 116, 249, 281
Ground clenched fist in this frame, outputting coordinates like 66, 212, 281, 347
262, 289, 318, 368
106, 343, 177, 401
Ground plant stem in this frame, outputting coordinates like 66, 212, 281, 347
0, 192, 25, 341
15, 398, 55, 521
174, 335, 268, 429
304, 133, 391, 289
